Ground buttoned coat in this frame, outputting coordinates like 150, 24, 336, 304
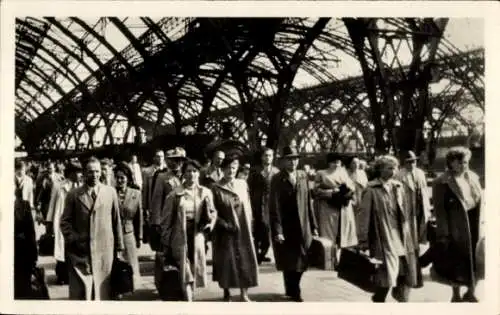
211, 179, 259, 288
432, 170, 483, 286
358, 179, 419, 288
150, 171, 182, 226
160, 185, 217, 289
269, 170, 318, 271
397, 168, 432, 244
60, 184, 124, 300
118, 187, 143, 288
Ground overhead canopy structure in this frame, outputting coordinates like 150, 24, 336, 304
15, 17, 484, 155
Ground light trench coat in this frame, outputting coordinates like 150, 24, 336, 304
396, 168, 432, 245
46, 180, 79, 261
314, 168, 358, 248
358, 178, 419, 288
160, 185, 217, 289
60, 184, 124, 300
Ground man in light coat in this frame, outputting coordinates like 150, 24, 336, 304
396, 151, 432, 247
15, 159, 34, 212
60, 156, 124, 300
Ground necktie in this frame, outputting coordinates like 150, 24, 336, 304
290, 173, 296, 187
91, 189, 97, 201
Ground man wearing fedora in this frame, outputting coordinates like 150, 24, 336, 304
269, 145, 318, 302
151, 147, 186, 292
397, 151, 432, 278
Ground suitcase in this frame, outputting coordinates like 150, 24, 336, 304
38, 233, 54, 257
337, 248, 378, 293
111, 259, 134, 295
308, 236, 335, 270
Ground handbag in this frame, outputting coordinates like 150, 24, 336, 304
158, 202, 186, 301
111, 258, 134, 295
336, 248, 378, 293
30, 266, 50, 299
37, 233, 54, 257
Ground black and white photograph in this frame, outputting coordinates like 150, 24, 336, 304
1, 2, 498, 313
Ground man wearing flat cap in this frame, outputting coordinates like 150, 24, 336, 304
46, 161, 84, 284
269, 146, 318, 302
151, 147, 186, 292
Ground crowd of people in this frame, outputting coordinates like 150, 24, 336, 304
14, 145, 484, 302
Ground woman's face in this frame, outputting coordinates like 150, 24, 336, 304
350, 158, 360, 171
115, 171, 128, 188
223, 160, 239, 180
380, 163, 397, 180
183, 164, 200, 184
450, 158, 469, 174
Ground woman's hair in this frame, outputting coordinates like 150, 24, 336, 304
114, 162, 134, 186
373, 154, 399, 176
181, 158, 202, 174
445, 146, 472, 168
221, 155, 240, 169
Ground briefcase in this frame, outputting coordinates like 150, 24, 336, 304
30, 266, 50, 300
38, 233, 54, 257
111, 259, 134, 295
158, 256, 186, 301
336, 248, 377, 293
308, 236, 335, 270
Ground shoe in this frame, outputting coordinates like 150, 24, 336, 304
462, 292, 478, 302
451, 295, 462, 303
241, 295, 252, 302
223, 289, 231, 302
291, 295, 303, 302
391, 288, 404, 302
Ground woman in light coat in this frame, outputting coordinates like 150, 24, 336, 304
358, 155, 420, 303
432, 147, 483, 302
211, 156, 259, 302
114, 162, 143, 291
313, 153, 358, 265
160, 159, 217, 301
46, 162, 83, 284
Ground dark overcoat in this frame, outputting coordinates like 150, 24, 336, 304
432, 170, 483, 286
269, 170, 318, 272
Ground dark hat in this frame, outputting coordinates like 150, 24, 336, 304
281, 146, 300, 159
403, 150, 418, 162
326, 152, 343, 163
67, 161, 83, 173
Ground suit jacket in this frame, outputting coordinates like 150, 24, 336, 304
142, 165, 166, 216
60, 183, 124, 300
119, 187, 143, 243
150, 171, 182, 226
247, 165, 280, 226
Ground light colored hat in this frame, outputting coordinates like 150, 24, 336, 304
166, 147, 187, 159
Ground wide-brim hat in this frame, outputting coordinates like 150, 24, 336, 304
166, 147, 187, 160
281, 146, 300, 159
403, 150, 418, 162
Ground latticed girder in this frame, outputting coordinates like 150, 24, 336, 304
15, 18, 483, 154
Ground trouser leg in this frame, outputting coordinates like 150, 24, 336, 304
283, 272, 292, 296
260, 223, 271, 259
372, 287, 390, 302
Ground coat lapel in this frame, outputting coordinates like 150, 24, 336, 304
77, 187, 93, 212
443, 173, 467, 210
91, 184, 104, 213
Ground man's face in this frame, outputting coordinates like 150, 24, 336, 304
168, 159, 182, 171
101, 164, 112, 178
262, 150, 274, 165
213, 151, 225, 167
86, 161, 101, 186
47, 163, 55, 174
405, 160, 417, 170
15, 166, 25, 177
131, 155, 138, 163
284, 157, 299, 171
380, 163, 397, 180
154, 151, 165, 166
